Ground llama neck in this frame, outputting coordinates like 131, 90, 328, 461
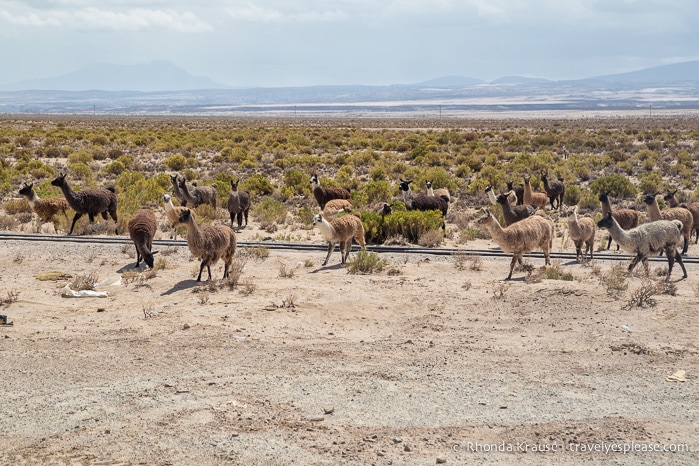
25, 191, 40, 205
402, 187, 414, 205
645, 199, 661, 221
316, 218, 334, 241
604, 217, 634, 251
483, 217, 508, 244
57, 182, 77, 202
184, 219, 204, 245
523, 182, 533, 203
486, 189, 497, 204
667, 197, 679, 208
164, 199, 174, 212
573, 208, 579, 225
427, 186, 435, 196
600, 198, 611, 215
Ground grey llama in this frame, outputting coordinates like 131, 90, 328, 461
597, 212, 687, 279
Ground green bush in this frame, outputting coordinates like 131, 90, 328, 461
638, 171, 665, 195
103, 161, 125, 176
362, 180, 392, 204
69, 162, 93, 181
164, 154, 187, 171
67, 150, 93, 165
590, 175, 638, 199
251, 197, 287, 228
347, 251, 387, 274
283, 169, 310, 195
362, 209, 443, 244
241, 174, 274, 197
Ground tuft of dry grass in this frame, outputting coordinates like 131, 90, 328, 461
278, 262, 297, 278
601, 264, 629, 297
71, 273, 99, 291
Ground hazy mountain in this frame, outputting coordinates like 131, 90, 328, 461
584, 61, 699, 84
1, 61, 699, 114
416, 76, 485, 87
490, 76, 552, 85
0, 61, 228, 92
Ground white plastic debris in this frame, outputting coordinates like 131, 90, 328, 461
61, 285, 108, 298
620, 325, 631, 333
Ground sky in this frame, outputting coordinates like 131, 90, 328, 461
1, 0, 698, 88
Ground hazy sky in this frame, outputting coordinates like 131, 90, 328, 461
1, 0, 698, 87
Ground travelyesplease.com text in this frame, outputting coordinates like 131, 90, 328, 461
453, 441, 690, 454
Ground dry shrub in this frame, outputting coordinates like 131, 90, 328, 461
245, 246, 270, 262
601, 264, 628, 297
278, 262, 296, 278
1, 290, 19, 307
347, 251, 387, 274
417, 229, 443, 247
71, 273, 99, 291
0, 214, 19, 231
623, 280, 659, 310
453, 252, 482, 271
4, 198, 31, 215
492, 283, 510, 299
239, 279, 256, 296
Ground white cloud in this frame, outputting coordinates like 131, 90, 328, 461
225, 3, 349, 23
0, 4, 212, 32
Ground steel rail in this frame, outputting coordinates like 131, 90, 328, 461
3, 232, 699, 264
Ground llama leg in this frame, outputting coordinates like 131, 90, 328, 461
101, 212, 108, 220
134, 246, 142, 267
207, 265, 213, 281
68, 212, 83, 235
237, 213, 243, 229
507, 255, 519, 280
322, 242, 334, 266
628, 253, 643, 274
244, 209, 249, 226
674, 250, 687, 279
682, 235, 688, 255
229, 212, 235, 227
665, 246, 675, 278
196, 260, 207, 281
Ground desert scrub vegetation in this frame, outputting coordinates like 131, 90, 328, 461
2, 115, 699, 239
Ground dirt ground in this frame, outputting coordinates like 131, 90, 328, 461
0, 220, 697, 466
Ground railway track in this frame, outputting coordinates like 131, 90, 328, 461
3, 232, 699, 264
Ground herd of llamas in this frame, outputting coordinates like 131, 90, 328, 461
14, 171, 699, 282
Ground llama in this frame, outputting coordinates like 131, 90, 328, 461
163, 193, 189, 240
50, 173, 118, 235
18, 182, 70, 231
310, 174, 350, 209
425, 181, 451, 203
485, 186, 517, 206
663, 189, 699, 244
477, 208, 554, 280
496, 193, 537, 226
522, 176, 548, 210
598, 190, 639, 250
312, 212, 366, 266
643, 193, 692, 255
127, 208, 157, 269
597, 212, 687, 279
398, 178, 448, 228
178, 177, 218, 210
541, 172, 565, 210
322, 199, 353, 217
170, 174, 188, 207
227, 179, 251, 229
566, 205, 596, 262
506, 181, 525, 205
178, 209, 237, 281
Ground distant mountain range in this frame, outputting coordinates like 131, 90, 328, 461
1, 61, 699, 115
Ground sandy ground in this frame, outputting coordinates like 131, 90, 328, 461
0, 222, 698, 466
